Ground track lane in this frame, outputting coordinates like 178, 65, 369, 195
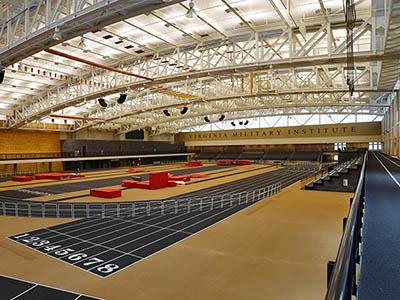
358, 151, 400, 300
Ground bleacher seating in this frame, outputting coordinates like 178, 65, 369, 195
195, 152, 219, 160
217, 152, 241, 160
304, 156, 362, 190
263, 151, 292, 161
291, 151, 321, 162
239, 151, 264, 161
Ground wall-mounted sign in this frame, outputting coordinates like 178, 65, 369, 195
176, 122, 381, 144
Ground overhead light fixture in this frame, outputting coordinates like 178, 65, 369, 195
244, 120, 249, 125
53, 27, 62, 41
239, 121, 243, 125
117, 93, 127, 104
219, 114, 225, 121
0, 70, 4, 84
181, 106, 188, 114
163, 109, 171, 116
78, 36, 86, 49
186, 0, 195, 18
231, 122, 236, 126
204, 116, 210, 123
98, 98, 107, 107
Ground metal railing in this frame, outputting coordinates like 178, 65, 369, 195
325, 151, 367, 300
303, 156, 362, 188
0, 183, 281, 219
0, 150, 187, 160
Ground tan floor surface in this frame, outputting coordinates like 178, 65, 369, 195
0, 182, 350, 300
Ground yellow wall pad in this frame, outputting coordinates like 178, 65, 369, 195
0, 183, 351, 300
62, 165, 277, 203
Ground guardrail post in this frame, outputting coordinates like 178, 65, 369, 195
15, 203, 18, 217
200, 198, 203, 211
41, 203, 44, 218
147, 202, 150, 216
102, 204, 105, 218
56, 204, 60, 218
175, 201, 178, 214
86, 204, 89, 218
132, 203, 135, 217
117, 203, 121, 218
161, 202, 164, 216
71, 204, 75, 218
28, 203, 31, 217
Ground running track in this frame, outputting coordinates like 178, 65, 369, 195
358, 151, 400, 300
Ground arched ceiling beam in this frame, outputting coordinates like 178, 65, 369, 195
0, 0, 185, 68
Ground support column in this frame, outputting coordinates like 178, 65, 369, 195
14, 163, 17, 176
49, 162, 52, 172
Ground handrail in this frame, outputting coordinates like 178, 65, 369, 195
0, 182, 282, 219
325, 151, 367, 300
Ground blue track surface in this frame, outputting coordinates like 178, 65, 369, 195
358, 152, 400, 300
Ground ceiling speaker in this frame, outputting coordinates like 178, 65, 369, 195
98, 98, 107, 107
181, 106, 188, 114
117, 93, 127, 104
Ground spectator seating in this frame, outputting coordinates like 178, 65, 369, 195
217, 152, 241, 160
239, 151, 264, 161
291, 151, 321, 162
263, 151, 292, 161
195, 152, 219, 160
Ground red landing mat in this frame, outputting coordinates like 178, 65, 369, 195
135, 181, 151, 189
34, 173, 85, 180
217, 160, 234, 165
127, 168, 150, 173
234, 160, 251, 165
183, 161, 203, 167
168, 176, 191, 182
186, 174, 210, 178
121, 180, 140, 188
90, 188, 121, 198
12, 176, 33, 182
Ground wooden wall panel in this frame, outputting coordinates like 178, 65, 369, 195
0, 130, 62, 174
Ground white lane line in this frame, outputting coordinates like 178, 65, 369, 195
1, 274, 105, 299
87, 204, 242, 272
373, 152, 400, 188
10, 284, 38, 300
97, 203, 251, 278
378, 152, 400, 168
44, 228, 144, 260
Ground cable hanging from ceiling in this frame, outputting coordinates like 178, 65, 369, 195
344, 0, 356, 96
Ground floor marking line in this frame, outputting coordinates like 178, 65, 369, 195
0, 274, 105, 299
378, 152, 400, 168
99, 197, 268, 278
9, 284, 38, 300
29, 210, 196, 253
373, 152, 400, 188
44, 228, 144, 260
